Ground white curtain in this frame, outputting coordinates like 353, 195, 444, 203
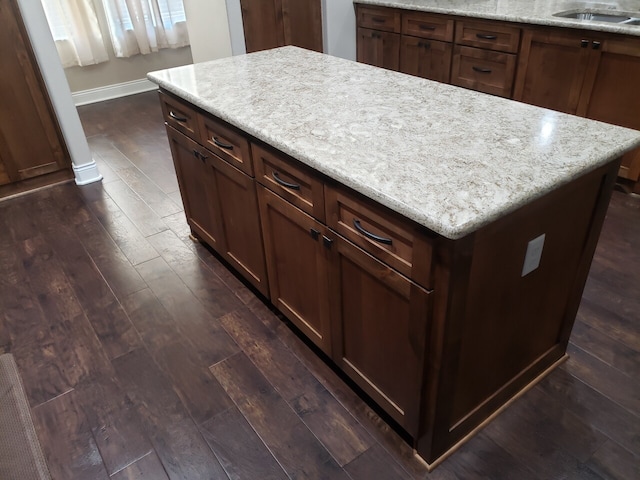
40, 0, 109, 67
102, 0, 190, 57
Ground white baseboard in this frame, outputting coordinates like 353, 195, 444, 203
72, 78, 157, 106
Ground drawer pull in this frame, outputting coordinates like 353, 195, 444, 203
592, 41, 601, 50
310, 228, 320, 240
419, 25, 436, 31
371, 16, 386, 23
472, 66, 492, 74
212, 137, 234, 150
353, 219, 393, 245
581, 39, 589, 48
169, 111, 187, 122
272, 171, 301, 190
476, 33, 497, 40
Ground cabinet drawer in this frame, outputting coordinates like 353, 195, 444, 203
455, 20, 520, 53
325, 185, 433, 289
253, 143, 325, 222
451, 45, 517, 98
357, 5, 401, 33
198, 115, 253, 176
400, 36, 452, 83
402, 12, 454, 42
159, 92, 200, 141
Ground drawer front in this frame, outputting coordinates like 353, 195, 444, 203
455, 20, 521, 53
400, 36, 452, 83
402, 12, 454, 42
357, 5, 401, 33
451, 45, 517, 98
198, 115, 253, 176
325, 185, 433, 289
253, 143, 325, 222
159, 92, 200, 140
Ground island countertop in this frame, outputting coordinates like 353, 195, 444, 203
147, 46, 640, 239
354, 0, 640, 37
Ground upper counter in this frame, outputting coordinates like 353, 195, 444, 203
148, 47, 640, 239
354, 0, 640, 36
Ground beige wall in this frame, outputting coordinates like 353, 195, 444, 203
64, 0, 194, 93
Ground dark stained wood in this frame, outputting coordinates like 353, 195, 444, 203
210, 352, 350, 479
134, 256, 240, 366
113, 348, 230, 480
240, 0, 323, 54
198, 113, 253, 176
357, 27, 401, 71
110, 452, 169, 480
450, 45, 517, 97
357, 4, 401, 33
291, 380, 374, 466
257, 184, 333, 353
399, 36, 452, 83
0, 0, 71, 195
0, 91, 634, 480
513, 27, 593, 114
200, 406, 288, 480
32, 391, 110, 480
454, 19, 521, 53
402, 11, 454, 41
328, 231, 431, 435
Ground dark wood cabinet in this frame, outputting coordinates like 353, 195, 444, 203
257, 184, 332, 353
400, 36, 452, 83
164, 99, 268, 297
513, 29, 593, 114
514, 29, 640, 183
167, 126, 225, 250
240, 0, 323, 53
0, 0, 72, 196
357, 27, 400, 71
328, 233, 431, 434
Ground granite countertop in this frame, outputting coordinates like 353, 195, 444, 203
148, 47, 640, 239
355, 0, 640, 36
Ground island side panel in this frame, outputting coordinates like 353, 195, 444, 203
419, 159, 621, 463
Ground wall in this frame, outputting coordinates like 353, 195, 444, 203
185, 0, 233, 63
64, 0, 194, 94
224, 0, 356, 60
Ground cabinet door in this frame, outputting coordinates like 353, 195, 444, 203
282, 0, 323, 52
578, 36, 640, 181
513, 29, 593, 114
357, 27, 400, 71
257, 185, 332, 353
400, 36, 452, 83
166, 127, 225, 250
240, 0, 284, 53
328, 234, 431, 434
0, 0, 70, 185
210, 154, 269, 297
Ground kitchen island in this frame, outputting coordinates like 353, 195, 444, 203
148, 46, 640, 467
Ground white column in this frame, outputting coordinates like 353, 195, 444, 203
16, 0, 102, 185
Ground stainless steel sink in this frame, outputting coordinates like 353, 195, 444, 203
553, 10, 640, 24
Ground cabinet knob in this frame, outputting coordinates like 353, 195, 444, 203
309, 228, 320, 240
322, 236, 333, 249
581, 39, 589, 48
592, 41, 601, 50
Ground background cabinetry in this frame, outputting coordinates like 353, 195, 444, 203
0, 0, 72, 196
514, 29, 640, 184
240, 0, 323, 53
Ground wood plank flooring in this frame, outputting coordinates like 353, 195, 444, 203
1, 91, 638, 479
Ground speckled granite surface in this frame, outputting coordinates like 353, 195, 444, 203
355, 0, 640, 36
148, 47, 640, 239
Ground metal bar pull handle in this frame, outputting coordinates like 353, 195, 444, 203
472, 66, 492, 74
212, 137, 234, 150
272, 171, 301, 190
476, 33, 497, 40
419, 24, 436, 31
169, 111, 187, 122
353, 219, 392, 245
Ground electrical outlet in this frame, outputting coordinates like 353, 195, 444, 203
522, 234, 545, 277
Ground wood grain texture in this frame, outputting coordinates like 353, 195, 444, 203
0, 91, 634, 479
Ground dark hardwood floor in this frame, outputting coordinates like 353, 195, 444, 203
1, 91, 638, 479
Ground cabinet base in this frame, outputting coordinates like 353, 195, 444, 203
415, 353, 568, 471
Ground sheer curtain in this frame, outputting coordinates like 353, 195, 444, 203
40, 0, 109, 67
102, 0, 190, 57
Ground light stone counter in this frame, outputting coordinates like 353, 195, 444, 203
148, 47, 640, 239
355, 0, 640, 36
